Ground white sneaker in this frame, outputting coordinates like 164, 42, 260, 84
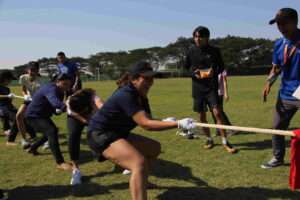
3, 130, 10, 136
122, 169, 131, 175
21, 139, 30, 146
42, 141, 49, 150
70, 169, 82, 185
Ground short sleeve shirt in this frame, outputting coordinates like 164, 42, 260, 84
185, 45, 224, 97
57, 61, 79, 79
272, 31, 300, 100
88, 84, 151, 136
19, 74, 41, 97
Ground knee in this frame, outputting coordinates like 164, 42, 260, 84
200, 114, 207, 122
213, 109, 222, 119
132, 155, 148, 173
16, 112, 24, 121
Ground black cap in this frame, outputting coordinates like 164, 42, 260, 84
0, 70, 17, 81
129, 61, 156, 77
269, 8, 298, 25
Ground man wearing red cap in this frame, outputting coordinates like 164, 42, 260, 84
262, 8, 300, 169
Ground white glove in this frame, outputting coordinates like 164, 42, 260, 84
7, 93, 16, 98
55, 109, 63, 115
177, 118, 196, 130
24, 95, 32, 102
162, 117, 177, 122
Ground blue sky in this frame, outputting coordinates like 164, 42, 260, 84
0, 0, 299, 68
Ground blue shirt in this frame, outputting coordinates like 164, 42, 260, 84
88, 84, 151, 136
25, 83, 66, 118
272, 30, 300, 100
57, 61, 79, 78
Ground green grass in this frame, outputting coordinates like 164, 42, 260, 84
1, 76, 300, 200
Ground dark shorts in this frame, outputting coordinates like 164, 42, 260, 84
87, 130, 129, 161
193, 90, 218, 113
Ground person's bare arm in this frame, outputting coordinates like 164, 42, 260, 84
133, 111, 177, 131
262, 64, 280, 102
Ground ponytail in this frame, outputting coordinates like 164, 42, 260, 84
116, 72, 131, 88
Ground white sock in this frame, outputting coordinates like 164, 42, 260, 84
222, 137, 228, 145
207, 137, 213, 141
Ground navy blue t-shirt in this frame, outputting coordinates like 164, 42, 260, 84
57, 61, 79, 79
25, 83, 66, 118
88, 84, 151, 135
0, 85, 12, 107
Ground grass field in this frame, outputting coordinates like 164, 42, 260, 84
1, 76, 300, 200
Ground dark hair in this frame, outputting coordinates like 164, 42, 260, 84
116, 72, 140, 88
193, 26, 210, 38
57, 51, 66, 57
0, 70, 16, 84
69, 88, 95, 115
27, 61, 39, 71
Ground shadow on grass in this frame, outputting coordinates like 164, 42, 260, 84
8, 182, 128, 200
234, 139, 290, 151
83, 158, 208, 187
156, 186, 300, 200
151, 159, 208, 187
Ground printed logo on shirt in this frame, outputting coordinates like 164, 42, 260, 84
60, 66, 69, 74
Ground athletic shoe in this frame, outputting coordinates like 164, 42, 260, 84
27, 148, 40, 156
6, 141, 17, 146
203, 139, 214, 149
261, 158, 284, 169
3, 130, 10, 136
223, 142, 237, 153
122, 169, 131, 175
177, 129, 194, 139
0, 189, 6, 200
70, 169, 82, 185
42, 141, 49, 150
21, 139, 31, 149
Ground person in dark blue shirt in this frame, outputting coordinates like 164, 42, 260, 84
0, 70, 36, 146
262, 8, 300, 169
56, 51, 81, 95
185, 26, 237, 153
25, 73, 73, 171
87, 61, 195, 200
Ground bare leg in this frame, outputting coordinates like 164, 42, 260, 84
103, 139, 149, 200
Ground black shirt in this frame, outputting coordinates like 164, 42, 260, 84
185, 45, 224, 97
88, 84, 151, 136
0, 85, 12, 107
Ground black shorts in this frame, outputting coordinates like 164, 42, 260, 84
193, 90, 218, 112
87, 130, 129, 161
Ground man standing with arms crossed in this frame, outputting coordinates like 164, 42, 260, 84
262, 8, 300, 169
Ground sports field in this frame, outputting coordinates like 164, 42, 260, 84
1, 76, 300, 200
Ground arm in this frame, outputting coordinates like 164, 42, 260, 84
133, 110, 178, 131
94, 95, 104, 109
45, 88, 66, 111
262, 64, 280, 102
223, 72, 229, 101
